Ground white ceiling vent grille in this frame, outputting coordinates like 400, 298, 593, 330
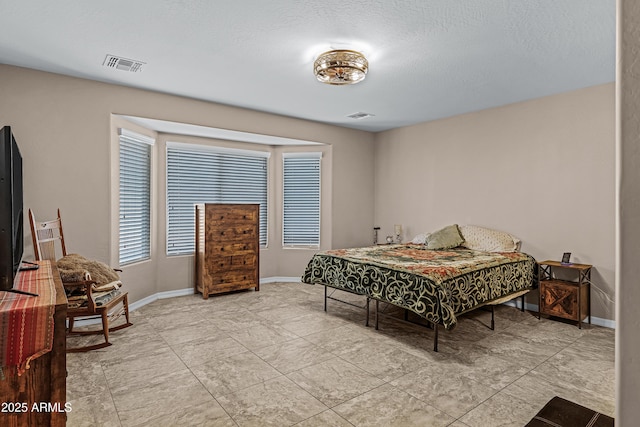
103, 54, 145, 72
347, 112, 375, 120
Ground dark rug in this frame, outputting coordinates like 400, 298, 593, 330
526, 396, 614, 427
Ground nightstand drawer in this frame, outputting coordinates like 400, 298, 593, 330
540, 279, 588, 322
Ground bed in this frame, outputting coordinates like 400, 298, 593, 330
301, 241, 537, 351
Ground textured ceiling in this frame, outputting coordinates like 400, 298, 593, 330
0, 0, 615, 132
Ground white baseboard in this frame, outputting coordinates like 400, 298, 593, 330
502, 300, 615, 329
128, 287, 195, 312
260, 276, 301, 283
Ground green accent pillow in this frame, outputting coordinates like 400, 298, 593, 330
426, 224, 464, 250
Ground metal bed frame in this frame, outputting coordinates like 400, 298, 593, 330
323, 284, 529, 352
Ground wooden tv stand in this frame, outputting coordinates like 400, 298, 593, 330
0, 261, 67, 427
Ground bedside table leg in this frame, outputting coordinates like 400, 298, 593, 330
578, 289, 582, 329
588, 277, 592, 325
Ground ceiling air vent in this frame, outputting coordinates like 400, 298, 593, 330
103, 54, 145, 72
347, 112, 375, 120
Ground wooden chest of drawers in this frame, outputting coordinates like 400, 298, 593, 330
195, 203, 260, 298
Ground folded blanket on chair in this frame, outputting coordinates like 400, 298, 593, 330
57, 253, 120, 284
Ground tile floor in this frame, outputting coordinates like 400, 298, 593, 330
65, 282, 615, 427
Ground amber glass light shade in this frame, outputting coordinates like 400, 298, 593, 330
313, 49, 368, 85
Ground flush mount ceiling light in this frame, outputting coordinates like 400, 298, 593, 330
313, 49, 368, 85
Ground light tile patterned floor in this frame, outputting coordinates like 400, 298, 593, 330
65, 282, 615, 427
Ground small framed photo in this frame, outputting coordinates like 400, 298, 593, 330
561, 252, 572, 264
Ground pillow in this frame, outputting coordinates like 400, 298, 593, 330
425, 224, 464, 250
410, 233, 430, 244
459, 225, 520, 252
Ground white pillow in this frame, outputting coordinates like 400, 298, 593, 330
410, 233, 430, 244
459, 225, 520, 252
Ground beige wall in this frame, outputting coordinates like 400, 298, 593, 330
374, 84, 615, 322
0, 64, 375, 302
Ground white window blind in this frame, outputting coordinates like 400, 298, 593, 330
283, 153, 321, 247
166, 143, 268, 255
119, 129, 153, 266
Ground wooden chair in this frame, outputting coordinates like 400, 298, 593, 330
28, 208, 132, 352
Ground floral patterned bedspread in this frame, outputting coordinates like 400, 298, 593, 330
301, 244, 536, 330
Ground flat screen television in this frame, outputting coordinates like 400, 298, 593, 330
0, 126, 36, 295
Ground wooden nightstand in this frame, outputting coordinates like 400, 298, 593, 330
538, 260, 591, 328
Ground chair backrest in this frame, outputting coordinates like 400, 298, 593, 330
28, 208, 68, 262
